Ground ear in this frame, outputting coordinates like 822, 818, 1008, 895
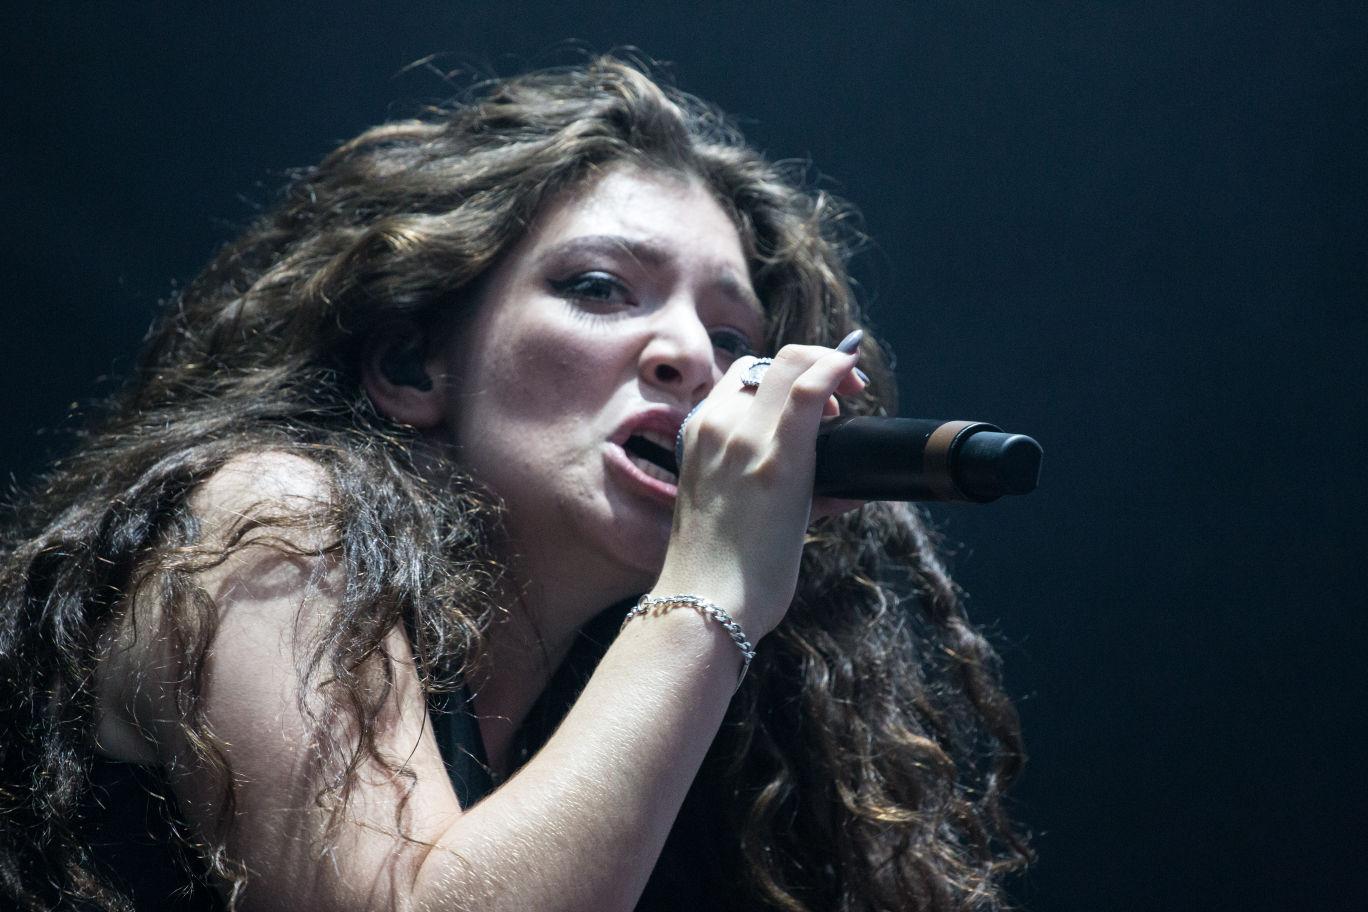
361, 329, 447, 429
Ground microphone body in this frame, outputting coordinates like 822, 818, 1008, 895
813, 417, 1043, 503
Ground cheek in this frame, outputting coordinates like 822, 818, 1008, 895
476, 315, 623, 423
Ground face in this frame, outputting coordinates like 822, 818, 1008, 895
435, 165, 764, 603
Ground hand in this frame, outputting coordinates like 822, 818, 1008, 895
654, 338, 866, 639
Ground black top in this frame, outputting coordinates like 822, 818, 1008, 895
84, 759, 222, 910
432, 605, 738, 911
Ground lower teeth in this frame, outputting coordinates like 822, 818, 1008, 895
628, 453, 677, 484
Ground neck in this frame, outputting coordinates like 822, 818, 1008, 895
413, 441, 655, 773
468, 538, 644, 777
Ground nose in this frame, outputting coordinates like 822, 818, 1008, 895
638, 300, 719, 403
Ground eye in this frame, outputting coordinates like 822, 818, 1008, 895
549, 272, 631, 306
709, 327, 758, 362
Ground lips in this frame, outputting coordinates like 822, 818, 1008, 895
624, 430, 679, 479
611, 408, 687, 491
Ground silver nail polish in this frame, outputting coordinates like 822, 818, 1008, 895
836, 329, 864, 354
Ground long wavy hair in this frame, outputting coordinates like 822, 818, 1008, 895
0, 57, 1029, 911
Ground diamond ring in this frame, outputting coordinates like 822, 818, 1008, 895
740, 358, 774, 389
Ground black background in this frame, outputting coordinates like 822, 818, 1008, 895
4, 3, 1365, 910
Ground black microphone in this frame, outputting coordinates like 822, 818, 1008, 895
813, 417, 1043, 503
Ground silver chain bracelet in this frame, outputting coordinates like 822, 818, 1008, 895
621, 594, 756, 689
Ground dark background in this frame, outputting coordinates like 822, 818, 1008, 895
4, 2, 1364, 909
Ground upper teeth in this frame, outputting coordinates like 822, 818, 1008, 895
637, 429, 676, 449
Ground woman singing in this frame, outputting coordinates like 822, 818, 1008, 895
0, 57, 1029, 911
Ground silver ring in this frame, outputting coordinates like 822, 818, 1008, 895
741, 357, 774, 389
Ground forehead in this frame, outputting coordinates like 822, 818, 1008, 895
524, 165, 754, 287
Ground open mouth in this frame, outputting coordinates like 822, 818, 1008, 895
622, 430, 679, 484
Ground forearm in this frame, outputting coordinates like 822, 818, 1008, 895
414, 606, 743, 912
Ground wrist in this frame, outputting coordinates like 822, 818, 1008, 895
622, 593, 756, 690
649, 565, 781, 638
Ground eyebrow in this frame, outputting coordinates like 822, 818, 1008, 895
537, 234, 765, 317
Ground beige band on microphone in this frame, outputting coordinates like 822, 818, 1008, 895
923, 420, 983, 501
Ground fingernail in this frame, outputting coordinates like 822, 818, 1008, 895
854, 367, 870, 385
835, 329, 864, 354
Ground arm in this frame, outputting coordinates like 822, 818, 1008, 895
106, 344, 861, 912
162, 535, 738, 912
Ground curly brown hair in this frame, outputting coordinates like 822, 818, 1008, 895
0, 56, 1029, 911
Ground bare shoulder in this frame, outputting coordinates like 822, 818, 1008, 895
95, 450, 341, 764
188, 450, 335, 546
98, 449, 462, 906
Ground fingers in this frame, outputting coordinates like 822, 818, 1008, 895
662, 337, 869, 633
675, 337, 867, 477
750, 344, 862, 448
673, 355, 764, 476
833, 364, 867, 398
